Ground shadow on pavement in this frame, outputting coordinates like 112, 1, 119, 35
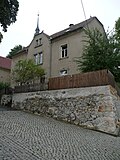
0, 106, 17, 111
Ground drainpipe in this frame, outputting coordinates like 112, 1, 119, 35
49, 38, 52, 78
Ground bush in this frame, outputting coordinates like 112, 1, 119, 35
0, 82, 10, 90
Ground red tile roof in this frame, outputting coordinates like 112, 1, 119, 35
0, 56, 11, 70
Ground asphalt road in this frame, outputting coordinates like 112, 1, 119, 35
0, 106, 120, 160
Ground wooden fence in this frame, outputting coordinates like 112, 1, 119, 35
0, 87, 13, 95
48, 70, 115, 90
14, 83, 48, 93
13, 70, 120, 96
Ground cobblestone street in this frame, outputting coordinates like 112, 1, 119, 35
0, 107, 120, 160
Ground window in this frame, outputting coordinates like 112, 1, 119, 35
60, 69, 68, 76
36, 39, 38, 46
34, 54, 38, 64
39, 52, 43, 64
39, 38, 42, 45
35, 38, 42, 47
34, 52, 43, 65
61, 44, 67, 58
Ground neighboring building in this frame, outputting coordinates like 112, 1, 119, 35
0, 56, 11, 84
11, 16, 105, 87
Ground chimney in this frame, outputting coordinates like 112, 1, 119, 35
69, 24, 74, 27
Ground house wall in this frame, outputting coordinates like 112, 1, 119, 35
51, 31, 84, 77
51, 18, 105, 77
85, 18, 105, 32
28, 33, 51, 79
0, 68, 11, 83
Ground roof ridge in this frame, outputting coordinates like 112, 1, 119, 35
50, 16, 100, 40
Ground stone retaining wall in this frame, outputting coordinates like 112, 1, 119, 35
12, 85, 120, 136
1, 95, 12, 107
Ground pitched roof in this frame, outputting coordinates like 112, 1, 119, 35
0, 56, 11, 70
50, 17, 103, 40
11, 47, 28, 58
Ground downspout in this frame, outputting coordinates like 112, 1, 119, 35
49, 38, 52, 77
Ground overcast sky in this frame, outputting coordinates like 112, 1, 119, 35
0, 0, 120, 57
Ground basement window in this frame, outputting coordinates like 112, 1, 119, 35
60, 69, 68, 76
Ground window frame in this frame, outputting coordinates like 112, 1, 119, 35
60, 44, 68, 58
34, 52, 43, 65
34, 53, 38, 65
35, 39, 39, 47
38, 52, 43, 65
60, 69, 68, 76
35, 38, 42, 48
39, 38, 42, 45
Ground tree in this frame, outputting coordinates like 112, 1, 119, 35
12, 59, 45, 85
6, 45, 23, 59
115, 17, 120, 43
113, 17, 120, 82
75, 28, 120, 82
0, 0, 19, 42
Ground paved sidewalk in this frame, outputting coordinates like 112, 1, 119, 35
0, 107, 120, 160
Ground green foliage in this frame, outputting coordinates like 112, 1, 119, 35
0, 82, 10, 90
115, 17, 120, 43
75, 28, 120, 82
116, 82, 120, 89
6, 45, 23, 59
12, 59, 45, 85
113, 18, 120, 82
0, 32, 3, 43
0, 0, 19, 42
